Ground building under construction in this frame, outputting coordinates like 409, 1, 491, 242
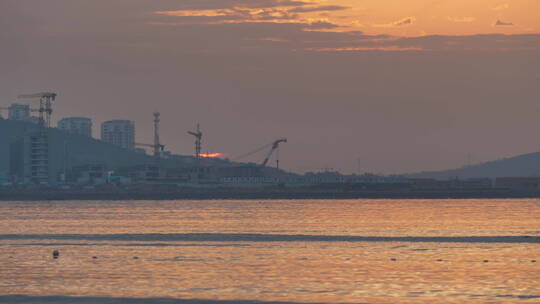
10, 130, 51, 185
9, 93, 56, 185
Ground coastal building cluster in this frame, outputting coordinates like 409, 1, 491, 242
2, 103, 135, 149
1, 99, 539, 194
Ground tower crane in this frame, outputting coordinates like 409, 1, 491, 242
17, 92, 57, 129
15, 92, 58, 185
188, 123, 202, 160
135, 112, 164, 167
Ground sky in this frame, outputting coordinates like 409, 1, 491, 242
1, 0, 539, 174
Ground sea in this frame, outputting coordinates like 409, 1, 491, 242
0, 199, 539, 304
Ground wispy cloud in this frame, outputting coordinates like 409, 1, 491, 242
447, 16, 476, 23
154, 2, 351, 28
146, 1, 540, 52
374, 17, 416, 28
495, 19, 514, 27
304, 20, 340, 30
492, 3, 510, 11
288, 5, 350, 13
155, 7, 295, 20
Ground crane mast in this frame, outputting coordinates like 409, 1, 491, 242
18, 92, 57, 129
135, 112, 164, 168
188, 123, 202, 161
153, 112, 161, 166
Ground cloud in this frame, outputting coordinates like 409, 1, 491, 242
447, 16, 475, 23
307, 46, 423, 52
374, 17, 416, 28
495, 19, 514, 27
154, 7, 299, 24
161, 0, 311, 10
288, 5, 350, 13
154, 3, 351, 27
306, 33, 540, 53
303, 20, 340, 30
492, 4, 509, 11
5, 0, 538, 54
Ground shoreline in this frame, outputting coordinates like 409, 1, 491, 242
1, 189, 540, 201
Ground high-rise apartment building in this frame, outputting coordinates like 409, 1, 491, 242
58, 117, 92, 137
100, 120, 135, 150
8, 104, 30, 121
5, 104, 40, 124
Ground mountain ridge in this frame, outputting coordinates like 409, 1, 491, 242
409, 151, 540, 179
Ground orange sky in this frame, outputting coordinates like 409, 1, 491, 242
156, 0, 540, 36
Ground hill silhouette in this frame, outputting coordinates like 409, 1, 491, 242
410, 151, 540, 179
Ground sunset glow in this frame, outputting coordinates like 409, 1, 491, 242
200, 153, 226, 158
154, 0, 540, 36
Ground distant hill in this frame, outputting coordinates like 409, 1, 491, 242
409, 151, 540, 179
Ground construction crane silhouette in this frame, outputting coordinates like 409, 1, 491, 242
15, 92, 58, 185
18, 92, 57, 128
262, 138, 287, 168
135, 112, 164, 167
188, 123, 202, 160
234, 138, 287, 168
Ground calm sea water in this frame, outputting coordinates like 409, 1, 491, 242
0, 199, 539, 304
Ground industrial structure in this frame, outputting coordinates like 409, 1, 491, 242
101, 120, 135, 150
58, 117, 92, 137
234, 138, 288, 169
18, 93, 57, 128
262, 138, 287, 168
134, 112, 165, 175
188, 123, 202, 161
2, 89, 539, 194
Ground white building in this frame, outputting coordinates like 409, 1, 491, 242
58, 117, 93, 137
101, 120, 135, 150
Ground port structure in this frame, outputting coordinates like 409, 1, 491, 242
135, 112, 164, 168
188, 123, 202, 161
16, 92, 58, 185
234, 138, 287, 169
262, 138, 287, 168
